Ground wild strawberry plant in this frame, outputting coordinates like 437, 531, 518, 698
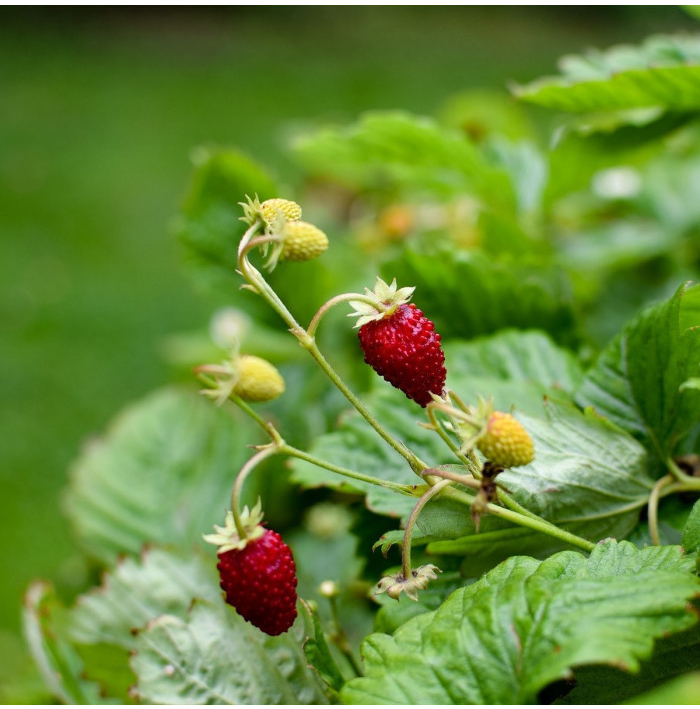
25, 32, 700, 704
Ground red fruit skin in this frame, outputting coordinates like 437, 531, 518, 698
217, 529, 297, 636
358, 303, 446, 407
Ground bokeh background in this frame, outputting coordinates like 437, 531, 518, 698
1, 6, 697, 698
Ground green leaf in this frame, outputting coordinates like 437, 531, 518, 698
300, 601, 345, 695
292, 330, 648, 570
131, 600, 328, 705
515, 34, 700, 112
53, 548, 220, 702
545, 111, 694, 206
444, 329, 583, 411
422, 400, 652, 572
682, 499, 700, 554
69, 548, 220, 648
289, 385, 442, 520
291, 329, 582, 518
174, 146, 277, 295
341, 541, 700, 705
23, 583, 118, 704
622, 670, 700, 704
293, 111, 516, 212
576, 282, 700, 463
560, 624, 700, 704
64, 387, 258, 564
385, 248, 579, 345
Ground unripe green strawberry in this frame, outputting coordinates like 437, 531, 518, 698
280, 221, 329, 262
233, 355, 285, 402
260, 198, 302, 227
477, 411, 534, 468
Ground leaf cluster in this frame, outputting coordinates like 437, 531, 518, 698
25, 29, 700, 705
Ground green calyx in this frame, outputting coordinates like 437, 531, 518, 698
203, 501, 265, 553
348, 277, 416, 328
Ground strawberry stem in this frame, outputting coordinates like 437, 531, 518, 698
401, 479, 452, 581
231, 446, 279, 539
237, 222, 429, 474
307, 292, 386, 339
667, 456, 700, 487
282, 445, 417, 495
648, 473, 675, 545
439, 484, 597, 553
227, 391, 417, 495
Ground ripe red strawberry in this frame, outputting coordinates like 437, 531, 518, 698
217, 528, 297, 636
204, 506, 297, 636
352, 278, 446, 407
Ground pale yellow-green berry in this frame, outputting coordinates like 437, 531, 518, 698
280, 221, 329, 262
260, 198, 302, 227
477, 411, 534, 468
233, 355, 285, 403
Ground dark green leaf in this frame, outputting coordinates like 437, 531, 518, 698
385, 248, 579, 345
341, 541, 700, 705
576, 282, 700, 464
561, 623, 700, 703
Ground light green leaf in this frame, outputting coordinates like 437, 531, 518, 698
64, 387, 258, 564
515, 34, 700, 112
293, 111, 516, 212
576, 282, 700, 463
681, 377, 700, 391
131, 600, 328, 705
69, 548, 220, 648
682, 499, 700, 554
341, 541, 700, 705
444, 329, 583, 411
385, 248, 579, 345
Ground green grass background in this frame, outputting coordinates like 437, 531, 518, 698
0, 6, 695, 699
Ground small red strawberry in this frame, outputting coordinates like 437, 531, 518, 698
350, 278, 446, 407
204, 504, 297, 636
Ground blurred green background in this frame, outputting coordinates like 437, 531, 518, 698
1, 6, 696, 698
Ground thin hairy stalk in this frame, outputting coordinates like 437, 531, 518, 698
401, 479, 453, 580
667, 456, 700, 488
438, 485, 596, 553
282, 444, 416, 495
424, 405, 472, 468
231, 446, 279, 538
648, 474, 676, 545
237, 224, 428, 473
229, 393, 285, 446
307, 292, 386, 339
325, 592, 362, 678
